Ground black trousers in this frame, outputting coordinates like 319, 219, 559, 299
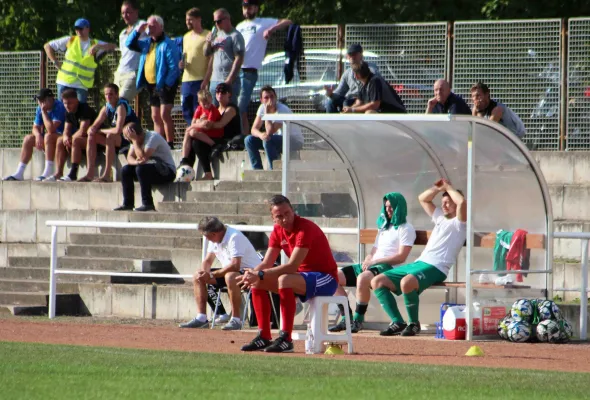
187, 138, 224, 173
121, 163, 175, 207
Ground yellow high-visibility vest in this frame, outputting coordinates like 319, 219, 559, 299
56, 36, 98, 89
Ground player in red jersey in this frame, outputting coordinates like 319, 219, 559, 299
238, 194, 338, 353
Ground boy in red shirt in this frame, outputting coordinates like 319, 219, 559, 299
239, 195, 338, 353
179, 90, 224, 180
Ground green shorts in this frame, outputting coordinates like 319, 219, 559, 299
341, 263, 393, 287
380, 261, 447, 295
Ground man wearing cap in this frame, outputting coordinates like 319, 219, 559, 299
324, 43, 380, 113
3, 89, 66, 181
205, 9, 245, 107
127, 15, 180, 149
44, 18, 117, 103
426, 79, 471, 115
236, 0, 292, 135
116, 0, 147, 101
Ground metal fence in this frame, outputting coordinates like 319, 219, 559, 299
0, 51, 42, 148
453, 19, 563, 151
346, 23, 448, 114
4, 19, 590, 151
567, 18, 590, 151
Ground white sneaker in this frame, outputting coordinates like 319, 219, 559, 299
59, 176, 72, 182
494, 275, 514, 286
478, 274, 493, 284
214, 314, 231, 324
43, 176, 57, 182
221, 319, 242, 331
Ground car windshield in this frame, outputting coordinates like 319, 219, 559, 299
257, 54, 340, 87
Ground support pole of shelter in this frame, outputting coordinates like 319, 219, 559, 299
465, 121, 476, 341
281, 122, 291, 265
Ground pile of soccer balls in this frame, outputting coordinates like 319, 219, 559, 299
497, 298, 573, 343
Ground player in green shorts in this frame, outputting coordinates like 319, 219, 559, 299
329, 192, 416, 333
372, 179, 467, 336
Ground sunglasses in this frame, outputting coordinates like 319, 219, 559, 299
214, 17, 226, 24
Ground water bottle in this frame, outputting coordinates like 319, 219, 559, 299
239, 160, 245, 182
305, 323, 315, 354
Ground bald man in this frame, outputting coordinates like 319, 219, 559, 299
426, 79, 471, 115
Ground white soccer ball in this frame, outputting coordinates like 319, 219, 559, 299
536, 319, 561, 343
507, 321, 532, 343
175, 165, 195, 182
558, 319, 574, 343
497, 315, 513, 340
511, 299, 533, 323
537, 300, 561, 321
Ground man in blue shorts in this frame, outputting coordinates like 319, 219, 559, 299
239, 194, 338, 353
371, 179, 466, 336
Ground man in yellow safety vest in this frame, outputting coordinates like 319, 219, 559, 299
44, 18, 117, 103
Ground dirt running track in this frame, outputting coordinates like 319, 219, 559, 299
1, 317, 589, 373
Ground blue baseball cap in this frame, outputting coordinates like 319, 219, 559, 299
74, 18, 90, 29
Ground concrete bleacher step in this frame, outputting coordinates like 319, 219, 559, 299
0, 291, 72, 306
0, 292, 82, 316
214, 180, 352, 193
128, 211, 268, 225
242, 170, 350, 182
65, 245, 177, 260
551, 184, 590, 221
0, 266, 111, 283
185, 191, 323, 203
0, 304, 49, 316
0, 279, 78, 293
10, 256, 136, 271
99, 227, 198, 237
69, 233, 201, 249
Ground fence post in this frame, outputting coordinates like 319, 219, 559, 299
337, 24, 345, 81
446, 21, 454, 85
581, 239, 588, 341
48, 226, 58, 319
559, 18, 568, 151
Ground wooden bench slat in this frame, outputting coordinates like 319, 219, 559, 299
359, 229, 545, 250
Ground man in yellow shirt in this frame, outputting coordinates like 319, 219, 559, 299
178, 8, 211, 126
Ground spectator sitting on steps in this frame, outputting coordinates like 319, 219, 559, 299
426, 79, 471, 115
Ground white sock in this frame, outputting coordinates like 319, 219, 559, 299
195, 313, 207, 322
231, 317, 241, 323
41, 160, 55, 177
13, 162, 27, 180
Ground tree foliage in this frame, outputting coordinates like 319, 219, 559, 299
2, 0, 590, 51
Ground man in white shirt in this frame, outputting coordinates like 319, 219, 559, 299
372, 179, 467, 337
329, 192, 415, 334
244, 85, 304, 170
116, 0, 147, 101
236, 0, 292, 134
180, 217, 260, 330
44, 18, 116, 103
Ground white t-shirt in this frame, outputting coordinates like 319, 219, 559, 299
117, 20, 147, 75
417, 207, 467, 276
236, 17, 278, 70
206, 226, 260, 270
256, 102, 304, 146
372, 223, 416, 260
49, 36, 107, 89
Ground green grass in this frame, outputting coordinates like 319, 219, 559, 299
0, 341, 588, 400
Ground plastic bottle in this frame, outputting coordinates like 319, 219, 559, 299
239, 160, 245, 182
305, 323, 315, 354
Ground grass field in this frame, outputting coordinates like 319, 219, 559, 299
1, 341, 589, 399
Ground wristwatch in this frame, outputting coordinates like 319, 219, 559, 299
209, 272, 215, 279
258, 271, 265, 281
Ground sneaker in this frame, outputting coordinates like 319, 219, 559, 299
350, 320, 363, 333
113, 205, 134, 211
494, 275, 514, 286
214, 314, 231, 324
221, 319, 242, 331
401, 322, 421, 337
43, 176, 57, 182
241, 333, 272, 352
478, 274, 493, 284
34, 175, 48, 181
59, 176, 73, 182
178, 318, 209, 329
3, 175, 20, 181
134, 204, 156, 212
328, 319, 347, 333
380, 322, 408, 336
264, 331, 294, 353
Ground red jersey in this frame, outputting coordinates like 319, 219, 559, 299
268, 215, 338, 279
192, 105, 223, 138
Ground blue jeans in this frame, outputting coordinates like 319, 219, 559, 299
57, 84, 88, 103
324, 95, 356, 113
181, 80, 203, 126
245, 134, 284, 170
238, 69, 258, 114
210, 79, 241, 107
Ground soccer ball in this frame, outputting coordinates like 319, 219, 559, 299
507, 321, 532, 343
175, 165, 195, 182
537, 300, 561, 321
558, 319, 574, 343
510, 299, 533, 323
536, 319, 561, 343
497, 315, 513, 340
